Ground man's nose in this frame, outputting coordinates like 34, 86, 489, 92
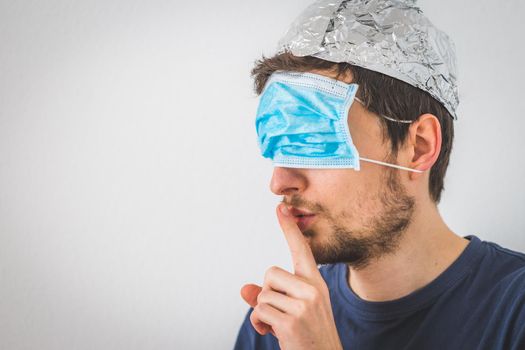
269, 166, 307, 196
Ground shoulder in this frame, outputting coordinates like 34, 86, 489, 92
460, 237, 525, 348
502, 266, 525, 301
479, 239, 525, 323
484, 238, 525, 264
501, 267, 525, 349
474, 237, 525, 296
474, 236, 525, 281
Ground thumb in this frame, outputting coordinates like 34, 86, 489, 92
240, 283, 262, 308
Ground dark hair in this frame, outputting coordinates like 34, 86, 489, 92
251, 51, 454, 204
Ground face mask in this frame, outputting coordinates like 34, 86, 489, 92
255, 71, 423, 173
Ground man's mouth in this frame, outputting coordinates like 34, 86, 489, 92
289, 207, 316, 231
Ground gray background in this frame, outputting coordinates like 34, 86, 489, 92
1, 0, 524, 349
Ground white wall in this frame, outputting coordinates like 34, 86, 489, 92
0, 0, 523, 349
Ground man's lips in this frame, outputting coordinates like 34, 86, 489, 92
289, 207, 315, 216
288, 207, 316, 231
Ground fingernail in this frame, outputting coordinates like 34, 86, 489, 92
280, 204, 290, 216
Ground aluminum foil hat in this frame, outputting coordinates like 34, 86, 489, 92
276, 0, 459, 120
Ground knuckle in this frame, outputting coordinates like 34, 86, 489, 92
250, 308, 267, 336
250, 307, 259, 325
264, 265, 280, 283
256, 302, 267, 313
250, 308, 257, 321
256, 289, 266, 304
253, 303, 262, 318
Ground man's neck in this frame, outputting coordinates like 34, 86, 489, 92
347, 200, 470, 302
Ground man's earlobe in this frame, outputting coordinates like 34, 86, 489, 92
409, 114, 442, 177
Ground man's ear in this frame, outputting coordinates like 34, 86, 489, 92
407, 113, 442, 179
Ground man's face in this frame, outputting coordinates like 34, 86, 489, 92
269, 69, 416, 270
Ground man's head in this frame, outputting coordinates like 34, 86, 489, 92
251, 52, 454, 270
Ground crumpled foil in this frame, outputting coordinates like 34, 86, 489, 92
276, 0, 459, 120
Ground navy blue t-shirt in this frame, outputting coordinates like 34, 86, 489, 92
234, 235, 525, 349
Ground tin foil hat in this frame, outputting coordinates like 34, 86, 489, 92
276, 0, 459, 120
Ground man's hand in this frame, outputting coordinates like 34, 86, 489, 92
240, 203, 343, 350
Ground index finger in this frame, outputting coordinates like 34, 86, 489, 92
276, 203, 320, 280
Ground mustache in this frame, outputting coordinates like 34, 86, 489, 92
281, 195, 325, 216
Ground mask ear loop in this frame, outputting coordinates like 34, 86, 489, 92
353, 97, 424, 173
359, 157, 424, 173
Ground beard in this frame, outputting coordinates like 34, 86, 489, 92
285, 164, 416, 271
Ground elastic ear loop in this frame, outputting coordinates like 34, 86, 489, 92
354, 97, 424, 174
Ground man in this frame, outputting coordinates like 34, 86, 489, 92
234, 1, 525, 349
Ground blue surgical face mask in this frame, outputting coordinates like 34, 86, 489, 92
255, 71, 423, 173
